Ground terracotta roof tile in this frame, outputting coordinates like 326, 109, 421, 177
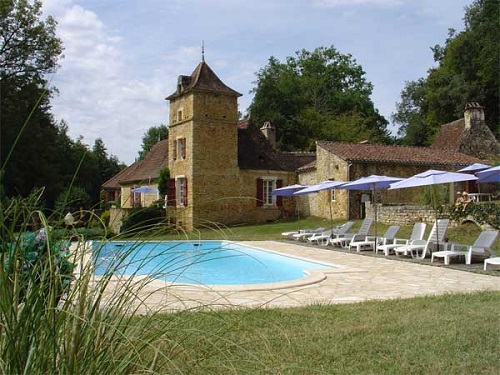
166, 61, 241, 100
317, 140, 482, 167
102, 139, 169, 188
237, 120, 314, 171
431, 119, 464, 151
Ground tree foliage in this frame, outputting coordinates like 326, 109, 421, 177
0, 0, 63, 81
393, 0, 500, 145
0, 1, 123, 210
248, 46, 390, 151
138, 124, 168, 160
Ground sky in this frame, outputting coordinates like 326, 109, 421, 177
41, 0, 473, 165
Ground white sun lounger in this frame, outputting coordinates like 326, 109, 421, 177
376, 223, 427, 256
432, 230, 498, 265
349, 226, 400, 252
394, 219, 449, 259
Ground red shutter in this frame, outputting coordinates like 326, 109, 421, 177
129, 190, 134, 207
256, 178, 263, 207
183, 178, 188, 205
276, 179, 283, 206
172, 140, 177, 161
167, 179, 176, 206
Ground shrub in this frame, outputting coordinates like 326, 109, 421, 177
120, 206, 166, 233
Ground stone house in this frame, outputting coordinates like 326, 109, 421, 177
103, 59, 494, 229
297, 140, 483, 221
102, 139, 168, 208
431, 102, 500, 160
103, 59, 314, 230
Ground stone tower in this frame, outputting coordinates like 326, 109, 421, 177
166, 60, 242, 229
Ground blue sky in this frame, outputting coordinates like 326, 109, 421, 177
42, 0, 473, 164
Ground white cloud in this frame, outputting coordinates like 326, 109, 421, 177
39, 0, 472, 165
313, 0, 403, 7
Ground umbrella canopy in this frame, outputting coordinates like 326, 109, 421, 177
389, 169, 477, 190
389, 170, 478, 248
457, 163, 491, 172
132, 186, 159, 194
294, 180, 345, 196
475, 165, 500, 183
341, 175, 403, 191
294, 180, 346, 230
272, 184, 309, 196
340, 175, 403, 252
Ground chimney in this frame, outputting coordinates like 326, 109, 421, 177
464, 102, 484, 130
260, 121, 276, 148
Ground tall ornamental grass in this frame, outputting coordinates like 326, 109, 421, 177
0, 192, 196, 374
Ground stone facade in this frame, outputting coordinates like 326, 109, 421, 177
296, 141, 482, 222
164, 61, 307, 230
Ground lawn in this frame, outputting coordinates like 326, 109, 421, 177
127, 218, 500, 374
145, 291, 500, 374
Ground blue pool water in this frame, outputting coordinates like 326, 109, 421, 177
93, 241, 334, 285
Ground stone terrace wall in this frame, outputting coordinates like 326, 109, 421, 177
365, 202, 436, 225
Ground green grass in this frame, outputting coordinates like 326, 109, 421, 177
144, 217, 500, 254
144, 291, 500, 374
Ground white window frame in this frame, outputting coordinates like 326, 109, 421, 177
175, 137, 186, 160
330, 189, 336, 202
175, 176, 186, 207
177, 108, 183, 123
262, 178, 277, 206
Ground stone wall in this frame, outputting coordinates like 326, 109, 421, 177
365, 202, 436, 225
109, 207, 126, 234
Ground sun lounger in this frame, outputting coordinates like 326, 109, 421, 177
307, 221, 354, 246
291, 227, 326, 241
432, 230, 498, 265
394, 219, 449, 259
349, 226, 400, 252
329, 218, 373, 248
376, 223, 426, 256
484, 257, 500, 270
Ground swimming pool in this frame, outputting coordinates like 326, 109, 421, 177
93, 240, 335, 286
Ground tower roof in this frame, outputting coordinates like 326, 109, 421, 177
166, 61, 241, 100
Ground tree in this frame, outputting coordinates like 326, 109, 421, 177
138, 125, 168, 160
393, 0, 500, 144
248, 46, 390, 151
1, 0, 64, 207
92, 138, 123, 184
0, 0, 63, 82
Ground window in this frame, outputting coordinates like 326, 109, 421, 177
256, 178, 280, 206
172, 138, 186, 161
330, 189, 336, 201
179, 138, 186, 159
177, 109, 183, 123
176, 177, 187, 206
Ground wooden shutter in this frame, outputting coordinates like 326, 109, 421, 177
256, 178, 263, 207
276, 179, 283, 206
172, 140, 177, 161
167, 178, 176, 206
182, 178, 188, 205
129, 190, 134, 207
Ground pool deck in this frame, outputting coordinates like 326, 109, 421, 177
126, 241, 500, 314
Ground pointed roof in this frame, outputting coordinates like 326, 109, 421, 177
166, 61, 241, 100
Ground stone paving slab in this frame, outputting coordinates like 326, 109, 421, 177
127, 241, 500, 314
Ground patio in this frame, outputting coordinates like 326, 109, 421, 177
130, 240, 500, 314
